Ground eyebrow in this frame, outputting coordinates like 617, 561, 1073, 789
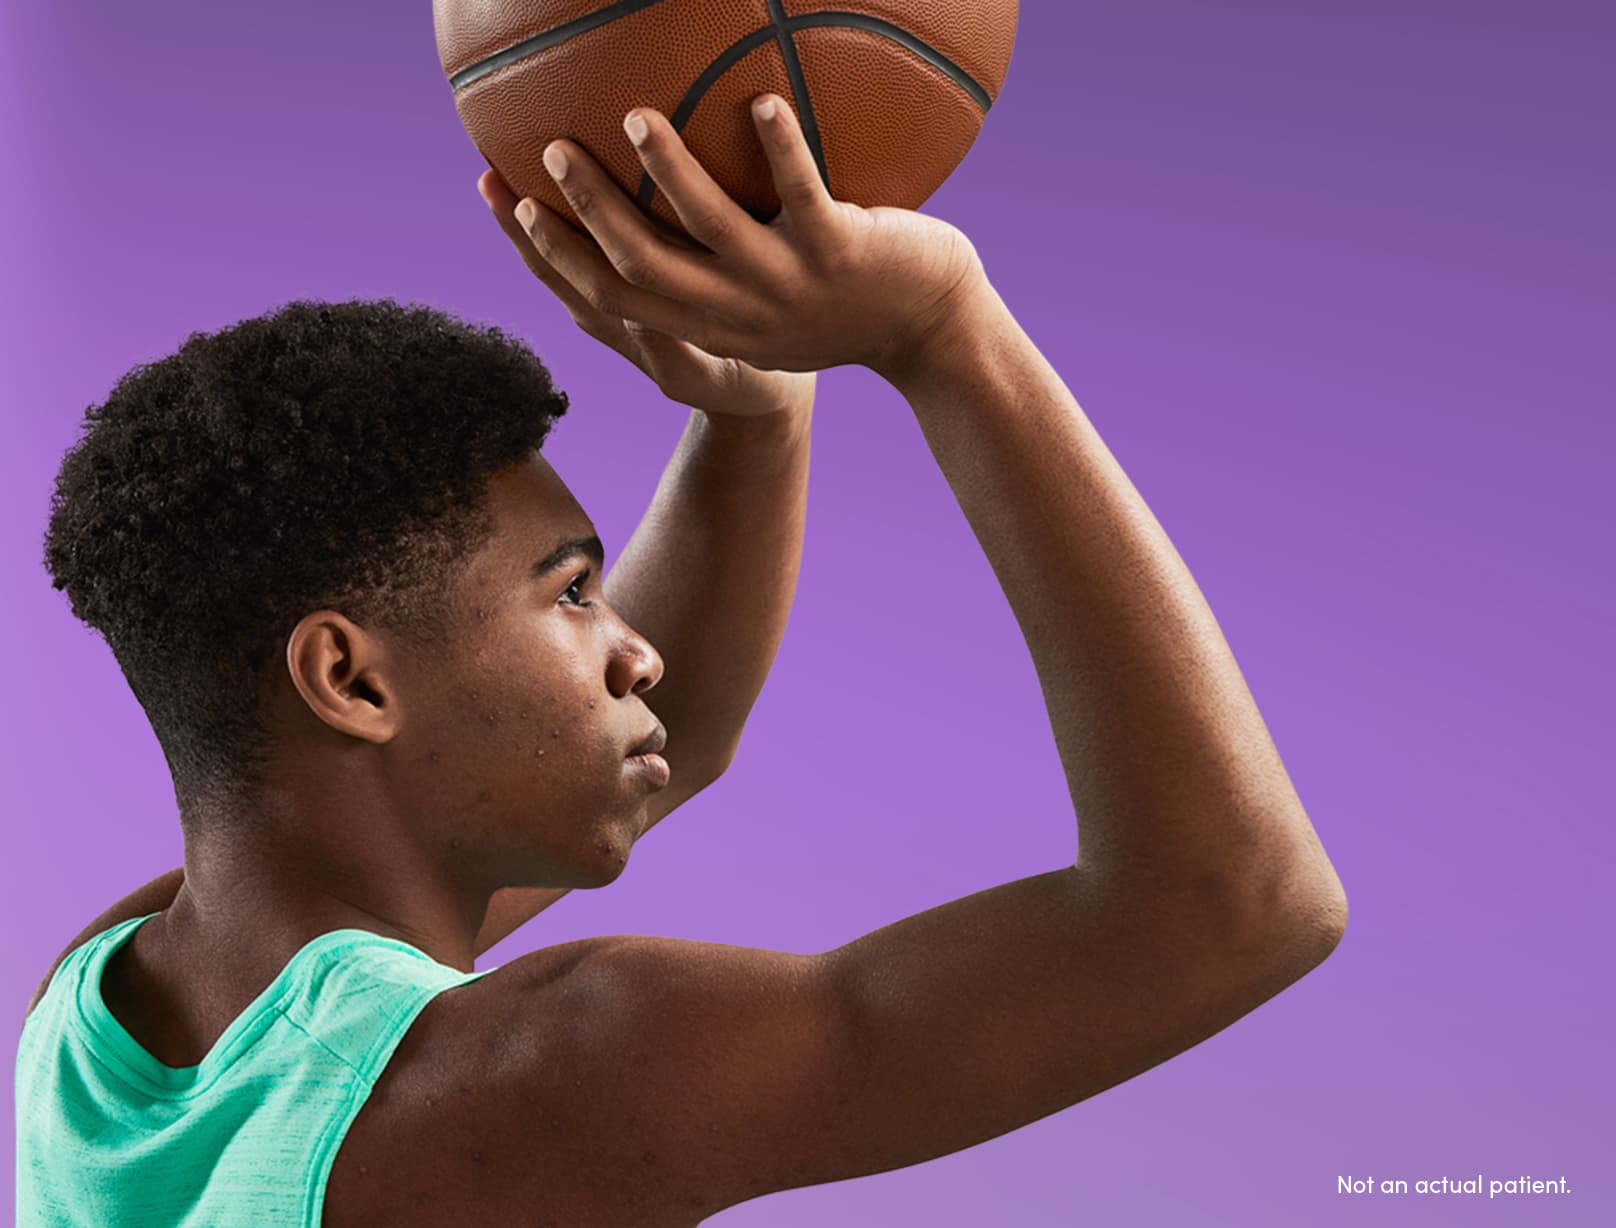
531, 534, 606, 580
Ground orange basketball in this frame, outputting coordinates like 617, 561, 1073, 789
433, 1, 1018, 239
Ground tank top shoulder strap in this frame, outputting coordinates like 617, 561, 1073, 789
278, 927, 499, 1080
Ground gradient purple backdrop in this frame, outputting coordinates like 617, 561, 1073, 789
4, 1, 1610, 1223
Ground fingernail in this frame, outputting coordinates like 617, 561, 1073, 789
624, 112, 648, 146
754, 96, 777, 122
516, 200, 536, 229
543, 143, 568, 181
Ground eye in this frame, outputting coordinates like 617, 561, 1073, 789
561, 567, 595, 608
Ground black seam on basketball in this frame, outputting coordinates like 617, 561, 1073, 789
633, 27, 780, 212
448, 0, 673, 91
631, 16, 992, 214
787, 12, 993, 112
765, 0, 832, 198
451, 5, 994, 216
451, 5, 993, 115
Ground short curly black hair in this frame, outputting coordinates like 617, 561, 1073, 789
42, 297, 571, 823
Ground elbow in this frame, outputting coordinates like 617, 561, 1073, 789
1238, 863, 1349, 981
1313, 871, 1349, 948
1192, 840, 1346, 981
1284, 876, 1348, 968
1284, 841, 1349, 952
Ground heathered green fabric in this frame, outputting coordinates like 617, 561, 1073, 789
15, 911, 499, 1226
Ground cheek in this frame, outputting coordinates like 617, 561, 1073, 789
458, 663, 603, 778
466, 679, 562, 753
408, 624, 614, 795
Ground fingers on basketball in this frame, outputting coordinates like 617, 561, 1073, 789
627, 109, 749, 254
753, 95, 836, 233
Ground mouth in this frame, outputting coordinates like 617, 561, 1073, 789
626, 750, 671, 789
626, 723, 667, 758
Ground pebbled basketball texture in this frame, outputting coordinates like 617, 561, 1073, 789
434, 1, 1017, 244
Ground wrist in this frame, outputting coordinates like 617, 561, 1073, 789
692, 393, 813, 473
874, 269, 1005, 396
702, 370, 812, 418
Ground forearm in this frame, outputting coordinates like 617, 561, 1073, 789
603, 399, 812, 784
879, 278, 1343, 933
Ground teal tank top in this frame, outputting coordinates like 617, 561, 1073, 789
14, 911, 499, 1226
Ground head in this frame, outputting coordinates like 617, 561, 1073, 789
43, 297, 665, 894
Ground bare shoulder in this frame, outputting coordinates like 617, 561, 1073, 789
322, 934, 739, 1228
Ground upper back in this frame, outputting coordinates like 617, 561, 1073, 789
14, 912, 497, 1228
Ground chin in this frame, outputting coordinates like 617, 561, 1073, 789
583, 828, 633, 886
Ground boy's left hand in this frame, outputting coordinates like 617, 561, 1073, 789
478, 159, 815, 421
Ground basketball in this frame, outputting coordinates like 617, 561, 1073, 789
433, 1, 1017, 240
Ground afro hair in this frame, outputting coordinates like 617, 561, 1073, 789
42, 297, 571, 823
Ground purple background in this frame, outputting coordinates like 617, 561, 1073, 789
4, 1, 1611, 1223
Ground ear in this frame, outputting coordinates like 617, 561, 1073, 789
283, 611, 401, 744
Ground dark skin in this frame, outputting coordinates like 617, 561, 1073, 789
145, 455, 665, 982
73, 457, 639, 1059
29, 82, 973, 1019
29, 395, 816, 1016
23, 91, 1347, 1226
25, 93, 830, 1027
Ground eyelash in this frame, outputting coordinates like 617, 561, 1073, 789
561, 568, 595, 608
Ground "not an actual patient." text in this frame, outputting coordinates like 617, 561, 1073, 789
1337, 1174, 1570, 1200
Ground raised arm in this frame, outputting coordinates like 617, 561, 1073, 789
488, 273, 1338, 1221
467, 96, 1344, 1224
484, 270, 1345, 1224
880, 280, 1343, 924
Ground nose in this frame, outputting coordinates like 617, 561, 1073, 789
609, 626, 664, 697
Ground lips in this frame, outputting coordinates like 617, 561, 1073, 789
627, 723, 667, 758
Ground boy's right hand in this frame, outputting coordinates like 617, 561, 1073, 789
512, 92, 986, 380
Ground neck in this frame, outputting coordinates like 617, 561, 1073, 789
166, 803, 488, 974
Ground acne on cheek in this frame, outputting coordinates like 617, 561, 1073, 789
533, 728, 562, 759
462, 686, 508, 732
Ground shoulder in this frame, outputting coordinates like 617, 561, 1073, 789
25, 966, 61, 1023
322, 930, 842, 1227
322, 935, 689, 1227
24, 916, 145, 1024
27, 938, 97, 1022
